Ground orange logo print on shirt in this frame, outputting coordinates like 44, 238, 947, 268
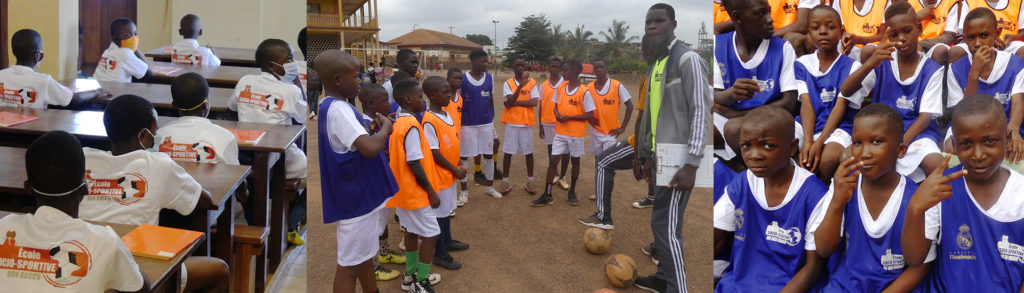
238, 85, 285, 112
0, 83, 36, 106
158, 137, 217, 162
171, 50, 203, 65
0, 231, 92, 288
85, 170, 148, 205
98, 57, 117, 71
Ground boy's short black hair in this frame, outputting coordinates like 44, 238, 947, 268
649, 3, 676, 21
742, 105, 794, 140
255, 38, 290, 69
422, 76, 447, 93
964, 7, 998, 28
110, 18, 135, 40
26, 131, 85, 195
854, 103, 905, 138
358, 83, 387, 104
549, 56, 563, 64
593, 58, 607, 65
11, 29, 41, 61
392, 80, 421, 105
809, 4, 841, 18
564, 59, 584, 72
512, 55, 525, 62
953, 94, 1006, 121
470, 49, 488, 61
298, 27, 308, 57
397, 49, 416, 62
391, 71, 414, 83
171, 72, 210, 110
447, 68, 462, 77
179, 14, 200, 38
884, 1, 916, 23
103, 95, 156, 144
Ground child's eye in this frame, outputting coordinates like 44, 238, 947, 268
984, 138, 997, 144
764, 144, 774, 150
872, 139, 882, 144
740, 143, 751, 149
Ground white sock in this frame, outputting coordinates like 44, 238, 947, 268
459, 159, 470, 182
502, 178, 509, 183
528, 177, 534, 182
486, 186, 495, 192
483, 157, 494, 180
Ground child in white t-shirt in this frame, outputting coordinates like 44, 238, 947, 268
170, 14, 221, 67
156, 73, 239, 165
0, 29, 73, 108
93, 18, 151, 82
0, 131, 147, 293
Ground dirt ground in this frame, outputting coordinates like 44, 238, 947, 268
306, 70, 713, 292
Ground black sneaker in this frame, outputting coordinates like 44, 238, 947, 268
474, 171, 486, 184
642, 242, 659, 265
634, 274, 668, 293
568, 192, 580, 206
446, 240, 469, 251
413, 278, 437, 293
494, 167, 504, 178
578, 213, 614, 230
531, 193, 554, 207
633, 195, 655, 208
434, 254, 462, 270
401, 273, 415, 291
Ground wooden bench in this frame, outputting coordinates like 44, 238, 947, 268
233, 224, 269, 293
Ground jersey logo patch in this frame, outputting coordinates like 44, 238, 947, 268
171, 50, 203, 65
998, 235, 1024, 264
98, 57, 117, 71
819, 88, 836, 103
158, 137, 218, 162
734, 208, 744, 230
862, 23, 880, 34
85, 170, 148, 205
994, 92, 1010, 104
765, 221, 801, 246
896, 95, 916, 110
237, 85, 286, 112
0, 231, 92, 288
950, 224, 978, 261
751, 76, 775, 93
0, 83, 37, 106
880, 249, 905, 270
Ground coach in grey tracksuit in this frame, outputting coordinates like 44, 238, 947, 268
634, 4, 712, 292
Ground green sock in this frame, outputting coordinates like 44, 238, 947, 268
405, 251, 419, 276
416, 261, 432, 282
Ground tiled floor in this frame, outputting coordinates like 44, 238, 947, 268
266, 236, 307, 293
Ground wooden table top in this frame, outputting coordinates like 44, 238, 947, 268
0, 107, 304, 153
145, 45, 258, 67
0, 146, 250, 210
0, 211, 204, 292
147, 61, 260, 88
92, 81, 233, 113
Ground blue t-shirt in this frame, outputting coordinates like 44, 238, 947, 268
794, 53, 859, 134
460, 71, 494, 126
868, 56, 943, 144
949, 53, 1024, 137
715, 31, 791, 110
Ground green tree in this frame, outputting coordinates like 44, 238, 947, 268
564, 24, 596, 61
549, 24, 565, 59
465, 34, 493, 46
599, 20, 639, 59
507, 14, 554, 63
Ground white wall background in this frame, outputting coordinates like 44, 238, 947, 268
138, 0, 305, 57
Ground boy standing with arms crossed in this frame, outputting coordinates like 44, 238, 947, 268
499, 56, 541, 195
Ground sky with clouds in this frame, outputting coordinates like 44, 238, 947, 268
377, 0, 710, 48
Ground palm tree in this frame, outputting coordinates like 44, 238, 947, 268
600, 20, 639, 59
565, 24, 596, 61
549, 24, 565, 59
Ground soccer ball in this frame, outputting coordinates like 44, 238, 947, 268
583, 227, 611, 254
604, 254, 638, 288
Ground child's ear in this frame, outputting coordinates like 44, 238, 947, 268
789, 137, 799, 157
178, 28, 185, 36
198, 29, 203, 37
897, 142, 908, 159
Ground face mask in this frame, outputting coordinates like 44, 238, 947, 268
121, 35, 140, 51
273, 61, 300, 83
139, 128, 160, 152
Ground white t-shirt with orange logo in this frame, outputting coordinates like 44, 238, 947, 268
93, 43, 149, 83
171, 39, 221, 67
80, 148, 202, 226
155, 116, 240, 165
229, 72, 308, 125
0, 206, 144, 292
0, 65, 73, 108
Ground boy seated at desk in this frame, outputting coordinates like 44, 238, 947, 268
81, 95, 228, 293
0, 29, 74, 108
170, 14, 221, 67
93, 18, 152, 83
0, 131, 149, 293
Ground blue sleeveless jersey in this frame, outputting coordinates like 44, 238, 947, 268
871, 59, 943, 144
460, 72, 494, 126
823, 177, 920, 292
794, 55, 859, 134
950, 56, 1024, 137
921, 165, 1024, 292
318, 98, 398, 223
714, 160, 737, 204
715, 32, 788, 110
715, 170, 828, 293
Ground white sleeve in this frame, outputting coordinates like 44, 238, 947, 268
780, 42, 799, 92
331, 104, 368, 150
383, 80, 394, 105
714, 51, 725, 89
842, 63, 867, 108
956, 2, 969, 31
530, 84, 542, 100
44, 75, 73, 106
921, 69, 945, 116
163, 157, 203, 215
223, 136, 240, 165
618, 83, 632, 102
798, 0, 818, 9
103, 229, 145, 291
805, 186, 841, 251
713, 189, 737, 231
924, 202, 941, 241
503, 81, 513, 97
945, 2, 962, 33
845, 62, 875, 106
121, 52, 149, 79
405, 128, 424, 161
423, 122, 440, 150
1012, 67, 1024, 96
551, 90, 559, 104
228, 83, 241, 111
583, 91, 597, 112
290, 85, 309, 124
947, 66, 965, 107
202, 47, 221, 67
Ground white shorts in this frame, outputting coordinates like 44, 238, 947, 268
715, 112, 801, 160
823, 128, 852, 148
503, 125, 534, 155
552, 134, 585, 157
336, 204, 388, 266
542, 123, 556, 145
897, 137, 941, 178
396, 206, 440, 237
460, 123, 496, 157
433, 186, 457, 218
589, 128, 617, 155
285, 143, 307, 179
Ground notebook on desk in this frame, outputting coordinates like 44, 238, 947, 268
120, 224, 202, 261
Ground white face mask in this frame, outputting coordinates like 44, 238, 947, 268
273, 61, 301, 83
139, 128, 160, 152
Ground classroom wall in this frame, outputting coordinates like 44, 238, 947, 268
137, 0, 305, 58
6, 0, 78, 80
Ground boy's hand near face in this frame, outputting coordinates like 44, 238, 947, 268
908, 155, 965, 215
841, 33, 855, 56
969, 46, 996, 80
831, 157, 861, 208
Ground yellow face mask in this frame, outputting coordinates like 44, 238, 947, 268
120, 35, 139, 51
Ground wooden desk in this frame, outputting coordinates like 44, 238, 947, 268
147, 61, 259, 88
0, 211, 204, 293
90, 81, 233, 114
0, 146, 249, 267
0, 107, 305, 270
145, 45, 258, 67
